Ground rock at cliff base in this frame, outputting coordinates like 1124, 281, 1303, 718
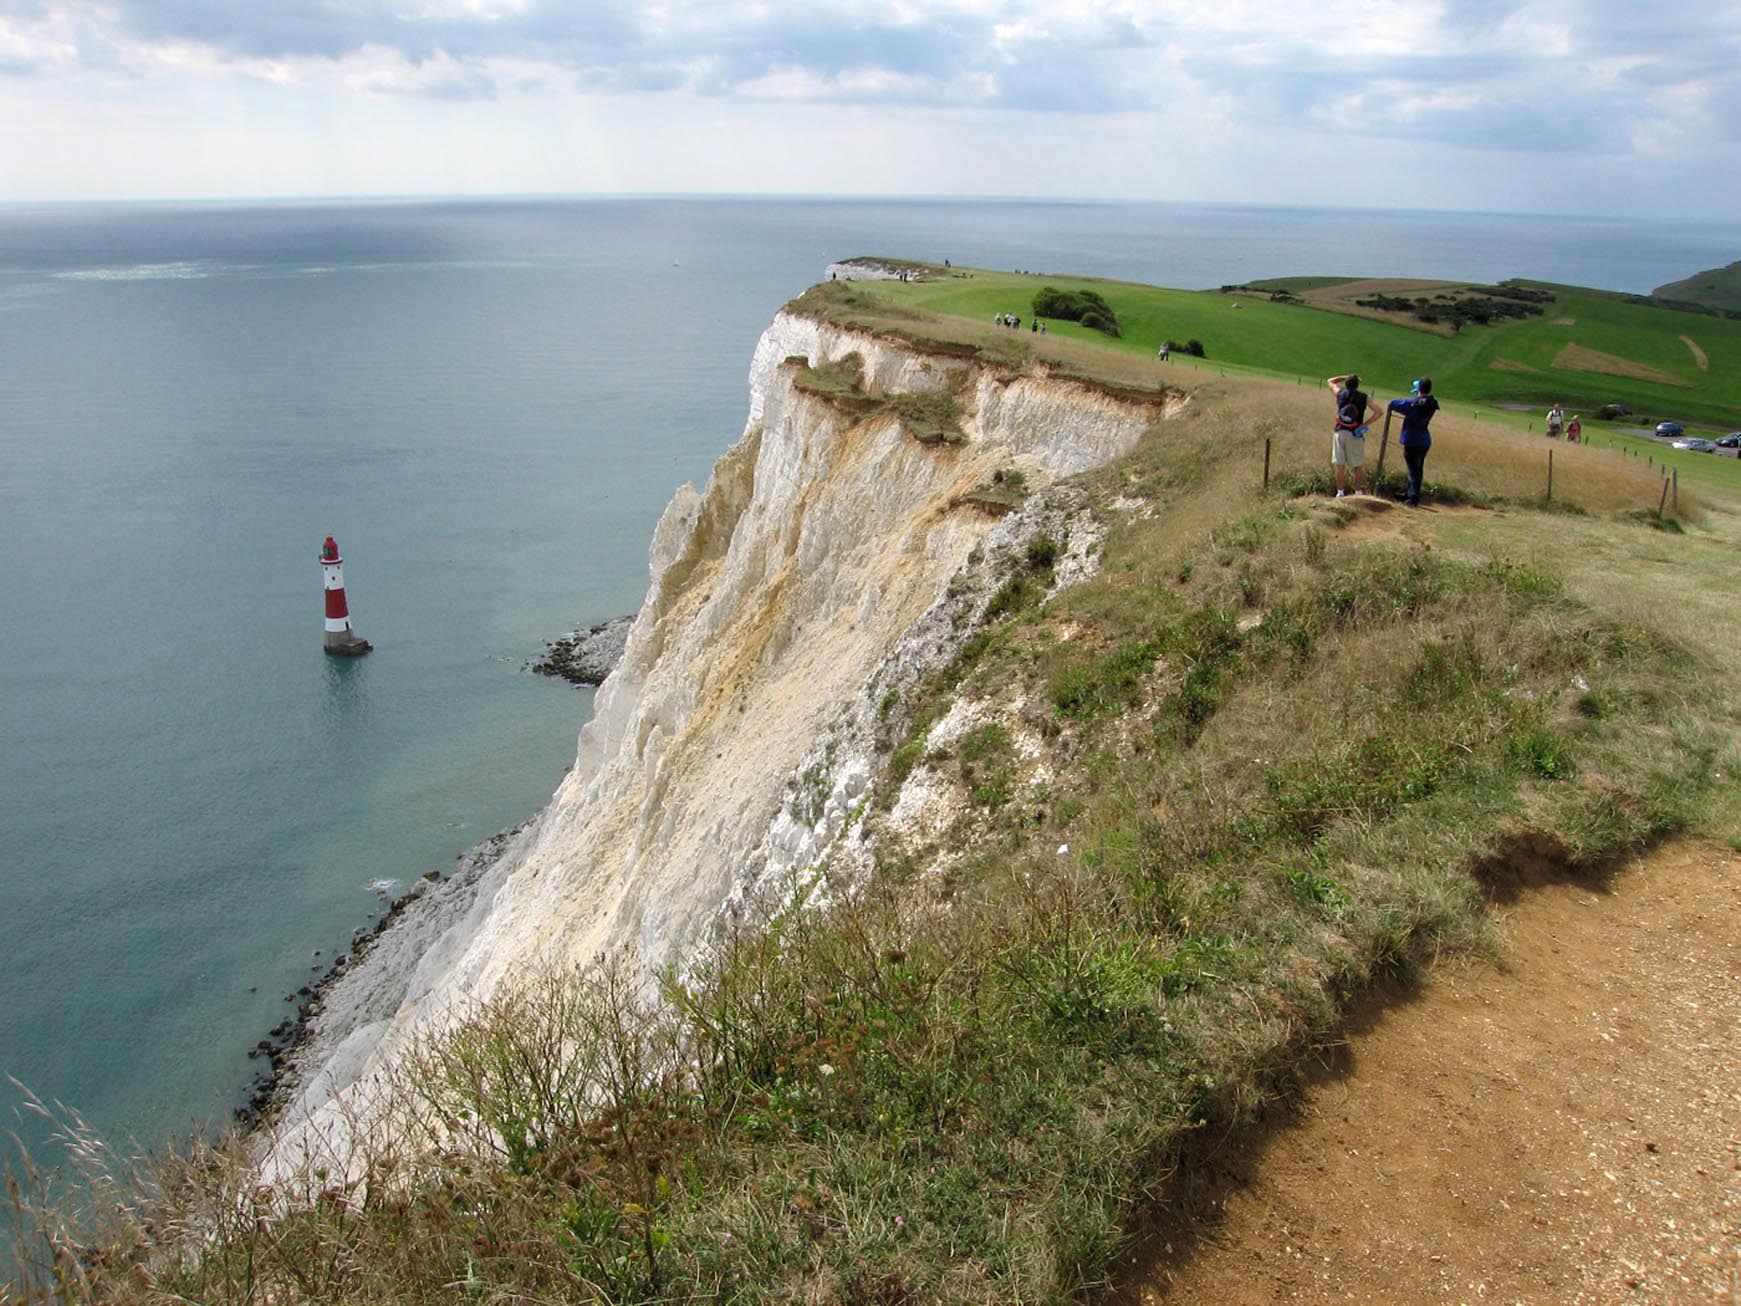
529, 615, 633, 686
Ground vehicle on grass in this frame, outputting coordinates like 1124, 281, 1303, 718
1655, 421, 1685, 438
1671, 437, 1717, 453
1717, 434, 1741, 449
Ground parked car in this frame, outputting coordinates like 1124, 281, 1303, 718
1655, 421, 1685, 438
1671, 437, 1717, 453
1717, 434, 1741, 449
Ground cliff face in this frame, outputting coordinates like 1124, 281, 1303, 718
276, 307, 1178, 1160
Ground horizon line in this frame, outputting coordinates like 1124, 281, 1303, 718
0, 191, 1730, 229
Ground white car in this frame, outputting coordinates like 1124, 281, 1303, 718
1671, 437, 1717, 453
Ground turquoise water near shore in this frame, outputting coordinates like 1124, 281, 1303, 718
2, 197, 1738, 1160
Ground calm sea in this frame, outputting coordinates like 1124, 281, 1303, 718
2, 197, 1737, 1159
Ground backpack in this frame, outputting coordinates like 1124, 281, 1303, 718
1336, 388, 1366, 430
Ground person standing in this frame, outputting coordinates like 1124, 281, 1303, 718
1327, 373, 1382, 497
1566, 413, 1582, 443
1387, 377, 1441, 507
1546, 403, 1565, 438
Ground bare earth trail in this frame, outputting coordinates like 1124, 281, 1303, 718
1117, 840, 1741, 1303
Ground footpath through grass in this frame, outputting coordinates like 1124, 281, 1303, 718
13, 326, 1741, 1302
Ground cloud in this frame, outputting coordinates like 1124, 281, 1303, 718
3, 0, 1739, 170
0, 5, 81, 75
1171, 0, 1741, 157
348, 48, 502, 99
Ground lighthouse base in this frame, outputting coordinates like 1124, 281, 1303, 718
324, 630, 374, 656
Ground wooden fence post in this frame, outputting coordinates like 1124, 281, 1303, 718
1673, 468, 1678, 513
1658, 478, 1670, 515
1547, 448, 1553, 502
1263, 437, 1271, 495
1375, 411, 1393, 489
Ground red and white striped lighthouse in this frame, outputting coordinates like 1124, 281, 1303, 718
320, 535, 373, 656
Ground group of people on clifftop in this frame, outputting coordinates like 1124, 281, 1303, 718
1326, 371, 1441, 507
1545, 402, 1582, 442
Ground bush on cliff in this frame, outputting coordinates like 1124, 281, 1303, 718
1033, 285, 1122, 336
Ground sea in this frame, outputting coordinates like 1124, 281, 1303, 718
2, 197, 1738, 1164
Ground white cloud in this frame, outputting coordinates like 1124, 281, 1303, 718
0, 9, 80, 72
0, 0, 1737, 212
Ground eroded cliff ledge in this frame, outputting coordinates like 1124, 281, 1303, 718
273, 298, 1184, 1165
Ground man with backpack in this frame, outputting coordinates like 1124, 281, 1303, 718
1326, 372, 1383, 497
1387, 377, 1441, 507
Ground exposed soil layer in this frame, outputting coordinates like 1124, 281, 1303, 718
1117, 840, 1741, 1304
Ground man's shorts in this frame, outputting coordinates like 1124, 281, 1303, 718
1332, 428, 1366, 466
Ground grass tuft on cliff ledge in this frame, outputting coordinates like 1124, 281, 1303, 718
10, 281, 1741, 1304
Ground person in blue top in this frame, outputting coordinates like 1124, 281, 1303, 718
1387, 377, 1440, 507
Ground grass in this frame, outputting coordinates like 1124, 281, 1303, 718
11, 278, 1741, 1303
846, 265, 1741, 432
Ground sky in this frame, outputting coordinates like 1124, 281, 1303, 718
2, 0, 1738, 217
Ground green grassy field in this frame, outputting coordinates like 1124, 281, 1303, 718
853, 265, 1741, 434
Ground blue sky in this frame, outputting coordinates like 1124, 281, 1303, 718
3, 0, 1738, 216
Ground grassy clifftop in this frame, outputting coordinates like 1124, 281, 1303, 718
822, 262, 1741, 433
13, 286, 1741, 1303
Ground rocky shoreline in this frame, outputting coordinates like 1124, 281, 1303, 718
239, 620, 626, 1129
236, 822, 530, 1128
527, 615, 632, 686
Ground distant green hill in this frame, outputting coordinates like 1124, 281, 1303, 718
1654, 260, 1741, 312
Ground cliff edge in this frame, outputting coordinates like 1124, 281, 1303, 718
272, 299, 1180, 1166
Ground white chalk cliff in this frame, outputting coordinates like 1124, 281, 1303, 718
275, 304, 1176, 1164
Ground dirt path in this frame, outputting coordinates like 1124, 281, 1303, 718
1117, 841, 1741, 1304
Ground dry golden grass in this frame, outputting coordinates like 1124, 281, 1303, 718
1489, 357, 1542, 373
1552, 341, 1691, 388
1303, 278, 1459, 301
1130, 374, 1699, 523
1429, 496, 1741, 659
1297, 279, 1465, 335
1295, 282, 1469, 337
1680, 334, 1710, 372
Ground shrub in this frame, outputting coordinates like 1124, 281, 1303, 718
985, 573, 1038, 621
1032, 286, 1122, 337
1353, 285, 1550, 331
1025, 533, 1060, 572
